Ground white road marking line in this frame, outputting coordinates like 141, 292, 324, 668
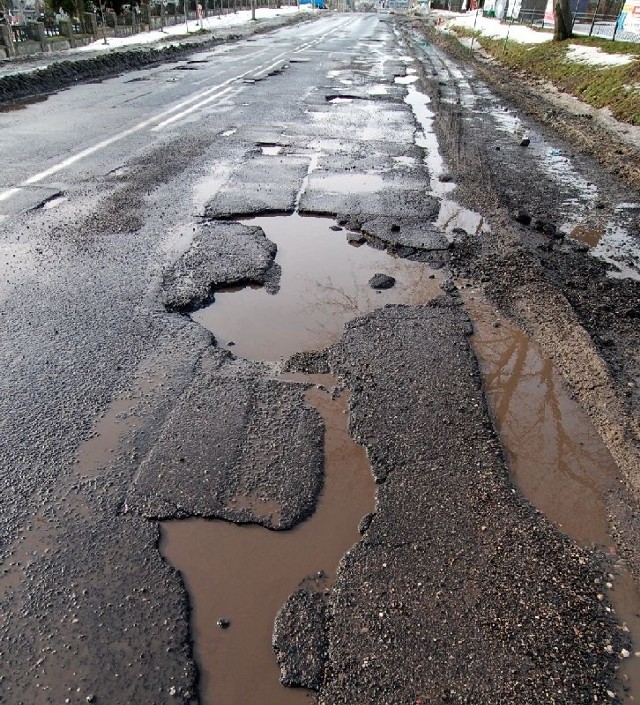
151, 85, 237, 131
0, 17, 357, 204
0, 188, 22, 204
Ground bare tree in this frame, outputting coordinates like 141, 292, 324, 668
553, 0, 573, 40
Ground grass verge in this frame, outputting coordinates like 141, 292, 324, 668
451, 27, 640, 125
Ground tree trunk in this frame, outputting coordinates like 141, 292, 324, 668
553, 0, 573, 39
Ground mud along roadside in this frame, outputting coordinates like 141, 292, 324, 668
399, 19, 640, 574
0, 11, 316, 105
414, 17, 640, 190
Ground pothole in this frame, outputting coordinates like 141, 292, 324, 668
465, 290, 640, 701
190, 214, 443, 361
325, 93, 366, 103
258, 143, 283, 156
160, 376, 375, 705
33, 192, 68, 211
159, 210, 442, 703
568, 222, 640, 280
570, 223, 606, 248
395, 74, 419, 85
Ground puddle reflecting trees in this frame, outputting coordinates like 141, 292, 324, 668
467, 295, 618, 547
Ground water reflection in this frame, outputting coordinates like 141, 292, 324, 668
191, 214, 441, 361
466, 294, 618, 547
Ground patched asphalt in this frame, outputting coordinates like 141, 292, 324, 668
127, 368, 324, 529
162, 222, 278, 312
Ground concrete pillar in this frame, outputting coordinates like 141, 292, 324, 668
84, 11, 98, 36
27, 20, 46, 42
0, 24, 16, 59
27, 20, 47, 50
107, 11, 118, 35
141, 3, 151, 27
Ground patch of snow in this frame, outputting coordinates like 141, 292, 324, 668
438, 10, 553, 44
566, 44, 634, 66
75, 7, 302, 52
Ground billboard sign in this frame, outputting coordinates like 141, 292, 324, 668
619, 0, 640, 32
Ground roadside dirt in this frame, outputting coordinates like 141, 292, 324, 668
418, 19, 640, 191
400, 17, 640, 582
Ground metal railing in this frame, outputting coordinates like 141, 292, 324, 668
495, 0, 640, 43
2, 0, 294, 48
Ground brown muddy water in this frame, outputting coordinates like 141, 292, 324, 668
465, 291, 640, 701
159, 211, 640, 703
161, 215, 444, 704
160, 378, 374, 705
190, 214, 442, 360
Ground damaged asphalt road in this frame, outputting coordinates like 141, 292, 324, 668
0, 10, 639, 705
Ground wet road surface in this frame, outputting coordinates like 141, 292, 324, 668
1, 10, 639, 705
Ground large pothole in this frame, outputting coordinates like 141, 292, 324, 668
158, 213, 445, 704
160, 377, 373, 705
190, 214, 443, 360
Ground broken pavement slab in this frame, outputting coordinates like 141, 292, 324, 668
204, 154, 310, 219
126, 364, 324, 530
299, 169, 439, 222
361, 215, 449, 259
273, 586, 328, 691
162, 221, 278, 313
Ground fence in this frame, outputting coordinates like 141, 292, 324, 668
1, 0, 296, 58
495, 0, 640, 42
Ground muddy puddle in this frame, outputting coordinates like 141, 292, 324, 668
191, 214, 442, 360
466, 293, 618, 546
465, 291, 640, 700
162, 212, 442, 703
160, 377, 375, 705
403, 84, 489, 236
75, 396, 141, 478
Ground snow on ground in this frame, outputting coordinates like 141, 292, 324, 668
565, 43, 635, 66
436, 10, 636, 65
76, 6, 303, 52
436, 10, 553, 43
